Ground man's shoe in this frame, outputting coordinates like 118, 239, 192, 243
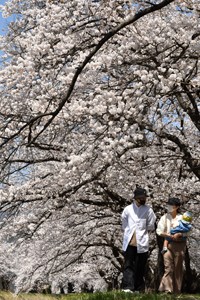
122, 289, 133, 293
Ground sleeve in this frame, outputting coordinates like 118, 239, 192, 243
180, 221, 192, 237
175, 215, 191, 237
147, 208, 156, 231
121, 207, 128, 231
156, 215, 166, 236
171, 221, 191, 234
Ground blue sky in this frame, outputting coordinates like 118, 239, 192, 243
0, 0, 15, 59
0, 0, 11, 35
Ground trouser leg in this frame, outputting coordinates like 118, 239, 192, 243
173, 242, 186, 294
122, 246, 137, 291
159, 247, 174, 293
134, 251, 148, 291
159, 242, 186, 294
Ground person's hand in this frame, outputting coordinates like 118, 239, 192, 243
171, 233, 183, 241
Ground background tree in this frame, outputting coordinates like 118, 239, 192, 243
0, 0, 199, 293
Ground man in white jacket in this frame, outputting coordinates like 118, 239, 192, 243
121, 187, 156, 293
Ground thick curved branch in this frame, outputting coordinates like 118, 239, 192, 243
28, 0, 175, 144
158, 130, 200, 179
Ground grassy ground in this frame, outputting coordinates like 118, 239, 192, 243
0, 291, 200, 300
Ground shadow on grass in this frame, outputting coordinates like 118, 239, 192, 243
0, 291, 200, 300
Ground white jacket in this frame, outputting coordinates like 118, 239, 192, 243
122, 202, 156, 253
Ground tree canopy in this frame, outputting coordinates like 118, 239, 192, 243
0, 0, 199, 293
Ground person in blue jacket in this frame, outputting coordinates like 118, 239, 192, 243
161, 211, 192, 254
121, 187, 156, 293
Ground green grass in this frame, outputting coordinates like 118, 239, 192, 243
0, 291, 200, 300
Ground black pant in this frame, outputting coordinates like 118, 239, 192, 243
122, 245, 148, 292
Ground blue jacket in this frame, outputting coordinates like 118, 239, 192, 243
166, 220, 192, 241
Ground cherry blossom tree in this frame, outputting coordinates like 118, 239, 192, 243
0, 0, 199, 293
